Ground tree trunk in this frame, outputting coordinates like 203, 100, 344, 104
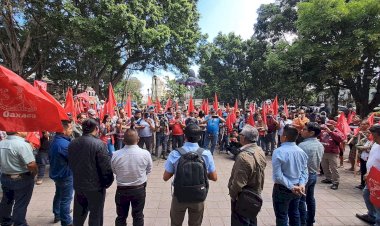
331, 87, 339, 118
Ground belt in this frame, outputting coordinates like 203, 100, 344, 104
117, 182, 146, 190
3, 172, 32, 179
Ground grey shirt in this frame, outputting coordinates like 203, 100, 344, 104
0, 135, 35, 174
298, 137, 324, 174
111, 144, 153, 186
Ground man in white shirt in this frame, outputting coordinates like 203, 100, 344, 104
356, 124, 380, 225
111, 129, 153, 226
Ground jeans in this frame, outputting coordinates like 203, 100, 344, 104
265, 132, 276, 152
0, 174, 34, 226
106, 139, 115, 156
115, 186, 146, 226
220, 133, 229, 152
363, 186, 380, 225
73, 189, 106, 226
360, 158, 367, 187
204, 132, 218, 154
258, 136, 267, 152
299, 173, 317, 226
155, 133, 168, 157
172, 135, 184, 150
138, 136, 153, 153
115, 139, 124, 150
273, 184, 301, 226
53, 177, 73, 226
36, 151, 49, 179
231, 200, 257, 226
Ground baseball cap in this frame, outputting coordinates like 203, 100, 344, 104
87, 109, 96, 116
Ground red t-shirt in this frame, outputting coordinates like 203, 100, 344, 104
170, 118, 184, 135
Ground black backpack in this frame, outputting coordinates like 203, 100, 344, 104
173, 147, 209, 203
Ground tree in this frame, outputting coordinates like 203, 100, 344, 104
164, 77, 187, 102
297, 0, 380, 117
114, 77, 143, 104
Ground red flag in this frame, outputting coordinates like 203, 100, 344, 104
124, 94, 132, 118
249, 103, 254, 113
368, 113, 375, 126
217, 109, 223, 117
226, 113, 233, 133
147, 95, 153, 106
0, 65, 64, 132
38, 87, 69, 121
155, 97, 162, 113
106, 83, 117, 117
262, 102, 267, 125
75, 92, 90, 101
64, 88, 77, 121
283, 100, 289, 118
347, 111, 356, 125
213, 93, 218, 110
79, 99, 84, 112
247, 112, 255, 126
165, 97, 172, 112
234, 99, 238, 112
273, 96, 279, 116
337, 112, 351, 140
188, 96, 194, 113
201, 99, 206, 113
33, 80, 47, 91
26, 132, 41, 149
205, 99, 209, 115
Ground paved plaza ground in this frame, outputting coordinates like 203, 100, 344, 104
7, 150, 372, 226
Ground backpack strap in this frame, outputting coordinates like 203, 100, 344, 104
176, 147, 187, 156
196, 148, 204, 157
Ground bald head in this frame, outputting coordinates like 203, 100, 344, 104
124, 129, 139, 145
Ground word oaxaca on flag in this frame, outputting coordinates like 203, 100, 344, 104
0, 66, 64, 132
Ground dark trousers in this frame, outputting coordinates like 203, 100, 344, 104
360, 158, 368, 187
299, 173, 317, 226
155, 133, 169, 157
0, 174, 34, 226
73, 189, 106, 226
53, 177, 73, 226
265, 132, 276, 152
170, 196, 204, 226
272, 184, 301, 226
172, 135, 184, 150
231, 200, 257, 226
138, 136, 153, 153
115, 186, 146, 226
36, 152, 49, 179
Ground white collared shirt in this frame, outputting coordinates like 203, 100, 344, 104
111, 144, 153, 186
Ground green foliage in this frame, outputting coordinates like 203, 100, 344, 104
164, 77, 188, 101
114, 77, 143, 104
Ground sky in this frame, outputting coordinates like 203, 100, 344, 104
136, 0, 275, 95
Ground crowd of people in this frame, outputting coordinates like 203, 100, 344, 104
0, 101, 380, 226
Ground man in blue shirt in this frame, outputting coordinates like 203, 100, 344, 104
49, 121, 74, 226
163, 124, 217, 226
202, 109, 225, 154
272, 124, 308, 226
298, 122, 324, 226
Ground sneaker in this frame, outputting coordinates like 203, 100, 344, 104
36, 179, 43, 185
355, 185, 365, 190
356, 213, 376, 224
331, 183, 339, 190
321, 179, 332, 184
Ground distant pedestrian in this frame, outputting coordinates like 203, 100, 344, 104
0, 132, 38, 226
163, 124, 217, 226
111, 129, 153, 226
35, 131, 51, 185
68, 119, 114, 226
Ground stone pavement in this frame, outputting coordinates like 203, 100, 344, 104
15, 151, 370, 225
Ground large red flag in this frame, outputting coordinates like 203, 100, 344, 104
247, 112, 255, 126
205, 99, 209, 115
155, 97, 162, 113
272, 96, 279, 116
33, 80, 47, 91
165, 97, 172, 112
26, 132, 41, 149
0, 66, 64, 132
64, 88, 77, 121
337, 112, 351, 140
226, 113, 233, 133
107, 83, 117, 117
188, 96, 194, 113
283, 100, 289, 118
124, 94, 132, 117
213, 93, 218, 110
38, 87, 69, 121
347, 111, 356, 125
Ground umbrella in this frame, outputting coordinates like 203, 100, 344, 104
0, 65, 64, 132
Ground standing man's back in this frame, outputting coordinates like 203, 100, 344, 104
0, 132, 37, 226
111, 129, 153, 226
163, 124, 217, 226
68, 119, 114, 226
